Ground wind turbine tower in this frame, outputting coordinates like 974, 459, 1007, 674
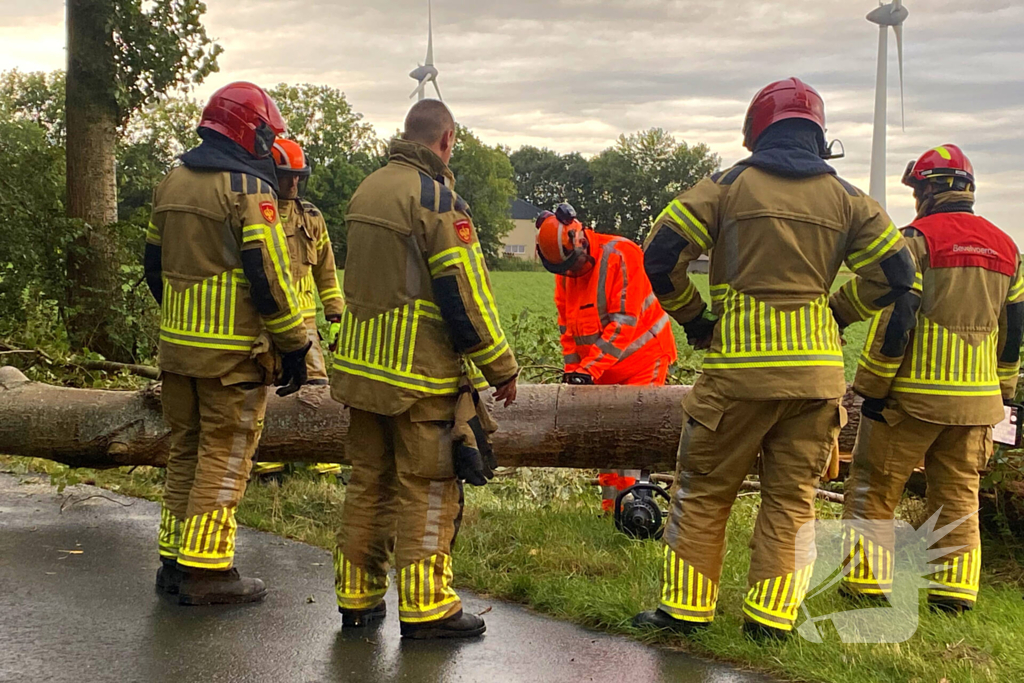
409, 1, 442, 101
866, 0, 909, 209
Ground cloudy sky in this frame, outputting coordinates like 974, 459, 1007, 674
2, 0, 1022, 238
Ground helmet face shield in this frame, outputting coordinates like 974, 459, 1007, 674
253, 121, 277, 159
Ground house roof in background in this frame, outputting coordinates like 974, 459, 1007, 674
509, 198, 543, 221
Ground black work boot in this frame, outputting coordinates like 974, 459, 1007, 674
928, 596, 973, 615
743, 620, 791, 643
340, 601, 387, 628
632, 609, 709, 636
400, 610, 486, 640
178, 567, 267, 606
155, 558, 185, 595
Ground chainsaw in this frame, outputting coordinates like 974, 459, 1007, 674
613, 473, 671, 540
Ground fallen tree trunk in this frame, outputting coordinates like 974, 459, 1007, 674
0, 366, 863, 470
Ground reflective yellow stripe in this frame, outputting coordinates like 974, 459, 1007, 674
334, 549, 389, 610
427, 244, 509, 366
1009, 273, 1024, 302
398, 553, 460, 623
158, 505, 183, 558
332, 301, 464, 395
929, 548, 981, 602
893, 318, 1000, 397
146, 221, 161, 245
998, 365, 1020, 380
741, 565, 813, 630
659, 548, 718, 622
846, 278, 879, 319
848, 223, 900, 270
661, 280, 698, 312
657, 199, 712, 250
705, 286, 842, 369
161, 271, 258, 351
319, 286, 342, 302
177, 507, 237, 569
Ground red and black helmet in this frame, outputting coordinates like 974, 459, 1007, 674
199, 82, 287, 159
743, 77, 826, 151
902, 144, 975, 190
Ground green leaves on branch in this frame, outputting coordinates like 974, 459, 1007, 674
449, 125, 517, 265
107, 0, 222, 123
511, 128, 720, 243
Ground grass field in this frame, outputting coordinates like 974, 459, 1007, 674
4, 272, 1020, 683
488, 271, 868, 383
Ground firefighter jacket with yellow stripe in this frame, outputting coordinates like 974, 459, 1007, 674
146, 167, 309, 379
330, 139, 519, 417
848, 191, 1024, 426
557, 231, 677, 384
643, 164, 916, 400
281, 198, 344, 321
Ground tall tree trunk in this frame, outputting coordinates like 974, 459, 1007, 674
0, 367, 866, 471
65, 0, 124, 361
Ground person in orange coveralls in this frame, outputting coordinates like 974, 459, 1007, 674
536, 203, 678, 511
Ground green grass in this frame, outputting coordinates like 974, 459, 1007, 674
488, 271, 867, 383
8, 458, 1023, 683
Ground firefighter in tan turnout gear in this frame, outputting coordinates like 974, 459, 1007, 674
331, 100, 519, 639
252, 138, 345, 479
145, 82, 310, 605
633, 78, 917, 640
839, 145, 1024, 614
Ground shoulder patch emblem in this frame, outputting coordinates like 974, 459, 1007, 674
454, 219, 473, 244
260, 201, 277, 224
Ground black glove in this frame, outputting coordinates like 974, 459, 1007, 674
682, 306, 718, 349
563, 372, 595, 385
276, 341, 312, 397
454, 440, 497, 489
861, 397, 887, 423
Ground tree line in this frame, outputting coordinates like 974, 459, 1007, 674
0, 0, 718, 365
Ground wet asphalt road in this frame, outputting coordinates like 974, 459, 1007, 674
0, 474, 772, 683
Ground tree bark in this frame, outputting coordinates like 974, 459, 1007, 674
65, 0, 124, 361
0, 367, 864, 470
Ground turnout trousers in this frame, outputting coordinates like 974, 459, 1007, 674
659, 388, 843, 632
157, 373, 268, 569
842, 407, 993, 606
334, 404, 463, 624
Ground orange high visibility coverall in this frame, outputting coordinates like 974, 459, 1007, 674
556, 232, 679, 511
556, 232, 677, 386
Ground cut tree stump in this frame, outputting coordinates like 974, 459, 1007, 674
0, 366, 863, 470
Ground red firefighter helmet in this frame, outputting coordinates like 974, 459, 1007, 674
199, 82, 286, 159
902, 144, 975, 190
272, 139, 311, 177
535, 203, 594, 277
743, 77, 826, 151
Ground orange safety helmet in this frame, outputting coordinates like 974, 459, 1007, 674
272, 139, 311, 177
902, 144, 975, 192
198, 81, 286, 159
535, 203, 594, 277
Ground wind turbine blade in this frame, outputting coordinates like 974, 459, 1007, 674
895, 23, 905, 131
426, 0, 434, 65
410, 82, 425, 99
432, 78, 442, 100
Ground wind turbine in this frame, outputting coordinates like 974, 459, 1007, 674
866, 0, 909, 208
409, 0, 442, 101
